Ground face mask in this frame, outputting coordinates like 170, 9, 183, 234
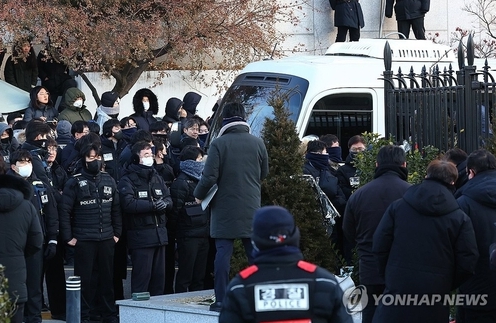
17, 164, 33, 178
86, 160, 102, 174
142, 102, 150, 111
122, 128, 137, 137
35, 139, 48, 148
73, 99, 83, 109
113, 130, 123, 140
141, 156, 154, 167
0, 137, 9, 144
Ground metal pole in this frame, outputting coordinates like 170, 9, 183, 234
66, 276, 81, 323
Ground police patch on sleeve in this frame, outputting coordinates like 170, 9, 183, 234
78, 179, 88, 187
103, 186, 112, 194
154, 189, 163, 196
103, 153, 113, 161
138, 191, 148, 198
254, 283, 309, 312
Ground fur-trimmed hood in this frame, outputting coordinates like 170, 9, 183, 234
133, 88, 159, 115
0, 174, 33, 212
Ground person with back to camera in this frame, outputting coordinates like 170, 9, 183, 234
219, 205, 352, 323
329, 0, 365, 42
4, 40, 38, 92
385, 0, 430, 39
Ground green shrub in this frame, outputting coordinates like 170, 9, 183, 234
0, 265, 14, 323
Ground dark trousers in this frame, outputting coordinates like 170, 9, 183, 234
214, 238, 253, 304
164, 228, 177, 294
24, 249, 43, 323
12, 303, 25, 323
175, 237, 209, 293
74, 239, 116, 321
336, 26, 360, 42
203, 237, 216, 290
457, 306, 496, 323
397, 17, 425, 39
362, 284, 385, 323
130, 245, 166, 296
44, 242, 67, 316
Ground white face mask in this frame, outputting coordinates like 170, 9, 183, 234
142, 101, 150, 111
17, 164, 33, 178
141, 156, 154, 167
73, 99, 83, 108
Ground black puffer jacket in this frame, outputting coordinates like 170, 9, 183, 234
59, 168, 122, 242
170, 172, 209, 238
385, 0, 430, 20
101, 137, 127, 183
457, 170, 496, 311
373, 179, 479, 323
0, 175, 43, 303
118, 164, 172, 249
336, 153, 358, 199
329, 0, 365, 29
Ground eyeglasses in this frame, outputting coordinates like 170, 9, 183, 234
127, 123, 137, 128
47, 146, 58, 152
350, 147, 366, 153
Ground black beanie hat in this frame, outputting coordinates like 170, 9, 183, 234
101, 91, 119, 108
251, 206, 300, 250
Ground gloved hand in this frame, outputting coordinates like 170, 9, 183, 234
153, 199, 168, 212
44, 243, 57, 260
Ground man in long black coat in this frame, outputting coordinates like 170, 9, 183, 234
343, 145, 411, 323
0, 174, 43, 323
456, 149, 496, 322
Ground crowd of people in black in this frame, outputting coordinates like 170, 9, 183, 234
0, 83, 216, 323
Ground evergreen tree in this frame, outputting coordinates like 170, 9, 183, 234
260, 89, 340, 271
0, 265, 14, 323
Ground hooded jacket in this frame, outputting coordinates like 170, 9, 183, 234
58, 88, 92, 124
182, 92, 201, 117
163, 98, 183, 124
0, 175, 43, 303
329, 0, 365, 29
0, 123, 19, 163
131, 88, 159, 132
456, 169, 496, 311
385, 0, 430, 21
372, 179, 478, 323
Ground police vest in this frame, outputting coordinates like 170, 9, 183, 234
240, 261, 323, 323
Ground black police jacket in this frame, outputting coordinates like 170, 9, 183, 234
59, 168, 122, 242
118, 163, 172, 249
219, 251, 353, 323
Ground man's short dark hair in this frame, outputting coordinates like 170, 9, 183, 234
12, 120, 28, 130
130, 129, 153, 145
222, 102, 246, 119
426, 159, 458, 185
306, 140, 327, 153
87, 121, 100, 134
149, 121, 169, 134
10, 149, 32, 165
320, 134, 339, 148
76, 132, 102, 156
347, 135, 366, 149
180, 145, 204, 161
443, 148, 468, 166
376, 145, 406, 166
71, 120, 88, 137
102, 119, 121, 138
467, 149, 496, 175
24, 120, 52, 142
7, 112, 22, 125
131, 141, 152, 156
120, 117, 137, 128
80, 143, 101, 159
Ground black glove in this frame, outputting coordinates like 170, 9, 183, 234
153, 199, 168, 212
44, 243, 57, 260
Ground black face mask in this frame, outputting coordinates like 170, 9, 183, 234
113, 130, 123, 140
0, 137, 9, 144
34, 139, 48, 148
86, 160, 102, 175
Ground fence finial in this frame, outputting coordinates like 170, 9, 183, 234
458, 39, 465, 69
467, 33, 474, 66
384, 41, 392, 71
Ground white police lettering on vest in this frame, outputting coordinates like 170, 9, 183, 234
254, 283, 309, 312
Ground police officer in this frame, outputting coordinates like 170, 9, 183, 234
8, 149, 61, 323
59, 143, 122, 323
219, 206, 352, 323
118, 141, 172, 295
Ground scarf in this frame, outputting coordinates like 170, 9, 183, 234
180, 160, 205, 180
327, 146, 342, 163
305, 152, 330, 171
373, 163, 408, 181
221, 116, 245, 128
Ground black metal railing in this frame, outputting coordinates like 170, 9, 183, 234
383, 34, 496, 153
